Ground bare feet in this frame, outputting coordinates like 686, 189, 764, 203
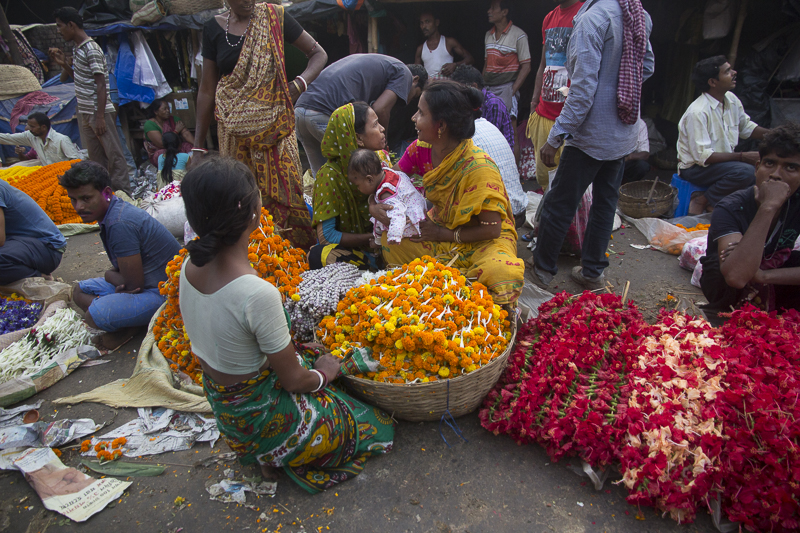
259, 464, 280, 481
92, 326, 140, 351
687, 193, 709, 215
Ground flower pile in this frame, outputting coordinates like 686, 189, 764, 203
480, 292, 646, 468
676, 223, 710, 232
82, 438, 126, 462
285, 262, 364, 342
0, 165, 41, 184
0, 293, 42, 334
317, 257, 511, 383
620, 311, 726, 524
153, 181, 181, 201
8, 160, 83, 224
716, 306, 800, 532
154, 208, 308, 384
0, 308, 90, 385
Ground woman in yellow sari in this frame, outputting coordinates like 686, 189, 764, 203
376, 81, 524, 305
194, 0, 327, 249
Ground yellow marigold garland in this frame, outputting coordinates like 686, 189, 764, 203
6, 160, 83, 225
317, 256, 512, 384
0, 165, 41, 184
154, 208, 308, 384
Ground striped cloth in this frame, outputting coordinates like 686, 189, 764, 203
616, 0, 648, 125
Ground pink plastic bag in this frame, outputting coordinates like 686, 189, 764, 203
679, 236, 707, 271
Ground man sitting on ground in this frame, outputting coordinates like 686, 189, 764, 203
451, 64, 514, 149
0, 179, 66, 285
0, 112, 80, 166
61, 161, 180, 349
700, 123, 800, 314
414, 10, 474, 79
677, 56, 769, 214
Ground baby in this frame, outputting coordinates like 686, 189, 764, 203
348, 149, 427, 245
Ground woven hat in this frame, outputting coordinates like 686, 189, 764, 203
0, 65, 41, 100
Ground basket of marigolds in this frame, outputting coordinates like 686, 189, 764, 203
316, 256, 516, 422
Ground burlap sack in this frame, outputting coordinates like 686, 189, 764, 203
0, 279, 72, 351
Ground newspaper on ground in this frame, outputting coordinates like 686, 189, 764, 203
0, 419, 102, 451
81, 407, 219, 457
205, 478, 277, 509
0, 400, 44, 429
13, 447, 130, 522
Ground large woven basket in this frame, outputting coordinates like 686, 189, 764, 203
168, 0, 223, 15
340, 324, 516, 422
0, 65, 41, 100
617, 180, 675, 219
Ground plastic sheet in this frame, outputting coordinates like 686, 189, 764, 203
130, 31, 171, 99
626, 216, 708, 255
679, 236, 707, 271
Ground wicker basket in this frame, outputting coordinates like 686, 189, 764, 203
168, 0, 223, 15
339, 324, 516, 422
617, 180, 675, 219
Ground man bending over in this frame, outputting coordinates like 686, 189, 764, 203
61, 161, 180, 349
700, 123, 800, 314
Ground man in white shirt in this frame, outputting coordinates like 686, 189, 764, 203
0, 112, 80, 166
677, 56, 769, 214
472, 117, 528, 227
622, 118, 650, 184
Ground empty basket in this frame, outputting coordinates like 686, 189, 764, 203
617, 180, 675, 219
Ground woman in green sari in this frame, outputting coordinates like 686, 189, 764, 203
308, 102, 390, 269
179, 158, 394, 493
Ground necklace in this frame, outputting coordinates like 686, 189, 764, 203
225, 9, 251, 48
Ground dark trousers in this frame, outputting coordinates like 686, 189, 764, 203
622, 159, 650, 184
0, 236, 63, 285
533, 146, 624, 278
679, 161, 755, 206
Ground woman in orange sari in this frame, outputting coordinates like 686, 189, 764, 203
194, 0, 327, 249
375, 81, 524, 305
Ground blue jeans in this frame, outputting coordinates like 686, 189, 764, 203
295, 107, 330, 178
533, 146, 625, 278
679, 161, 755, 206
78, 278, 165, 332
0, 236, 63, 285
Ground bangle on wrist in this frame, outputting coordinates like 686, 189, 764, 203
310, 369, 326, 392
291, 79, 302, 95
453, 227, 462, 244
296, 75, 308, 92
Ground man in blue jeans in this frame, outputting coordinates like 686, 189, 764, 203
0, 180, 66, 284
531, 0, 654, 290
61, 161, 180, 349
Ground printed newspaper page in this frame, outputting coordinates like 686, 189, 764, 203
13, 447, 130, 522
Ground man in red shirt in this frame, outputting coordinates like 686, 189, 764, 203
527, 0, 584, 191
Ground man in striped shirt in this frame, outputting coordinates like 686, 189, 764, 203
483, 0, 531, 127
51, 7, 130, 195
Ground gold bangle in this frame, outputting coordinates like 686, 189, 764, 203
291, 79, 302, 94
453, 227, 462, 244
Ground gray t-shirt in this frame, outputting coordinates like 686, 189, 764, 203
0, 180, 66, 250
296, 54, 413, 115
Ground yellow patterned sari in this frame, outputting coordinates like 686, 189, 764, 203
381, 139, 524, 304
215, 3, 313, 249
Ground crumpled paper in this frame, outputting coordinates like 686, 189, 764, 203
205, 478, 277, 509
81, 407, 218, 457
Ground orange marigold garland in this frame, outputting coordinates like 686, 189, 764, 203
155, 208, 308, 384
316, 256, 511, 384
7, 160, 84, 225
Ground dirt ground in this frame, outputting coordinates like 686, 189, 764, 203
1, 211, 719, 533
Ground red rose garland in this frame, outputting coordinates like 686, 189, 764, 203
620, 311, 726, 524
480, 292, 646, 468
716, 305, 800, 532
